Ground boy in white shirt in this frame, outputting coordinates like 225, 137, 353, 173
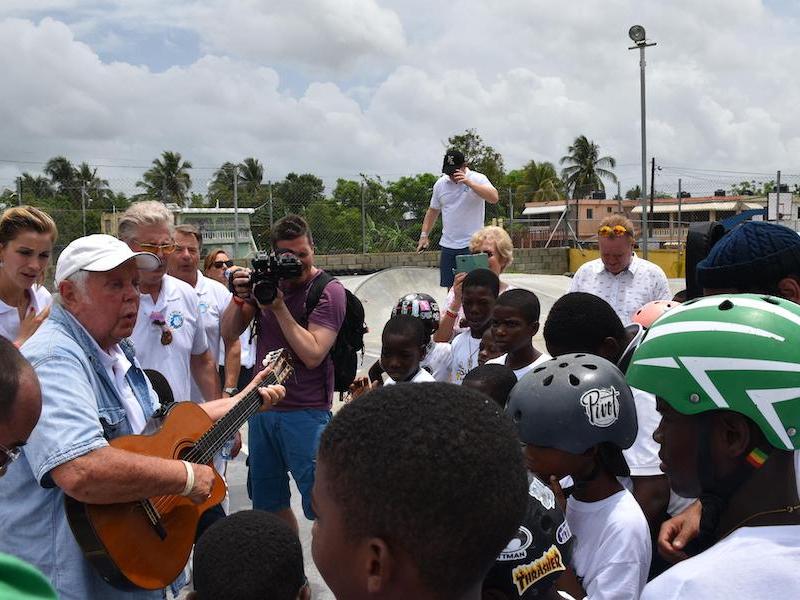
450, 268, 499, 384
507, 354, 651, 600
627, 295, 800, 599
487, 289, 550, 379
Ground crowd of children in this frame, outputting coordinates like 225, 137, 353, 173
187, 220, 799, 600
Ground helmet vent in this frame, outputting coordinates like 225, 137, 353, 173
569, 374, 580, 387
533, 366, 547, 374
512, 410, 521, 423
583, 364, 598, 370
540, 514, 555, 534
575, 353, 586, 358
558, 362, 568, 368
763, 296, 780, 305
718, 299, 734, 311
543, 375, 554, 386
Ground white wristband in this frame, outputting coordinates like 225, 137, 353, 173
180, 460, 195, 497
419, 232, 428, 238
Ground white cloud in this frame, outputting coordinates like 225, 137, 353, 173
1, 1, 800, 198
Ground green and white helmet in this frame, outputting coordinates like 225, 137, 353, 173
627, 294, 800, 451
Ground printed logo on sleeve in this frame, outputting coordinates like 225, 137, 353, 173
579, 386, 620, 428
556, 521, 572, 545
528, 477, 555, 510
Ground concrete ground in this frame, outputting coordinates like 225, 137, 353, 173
188, 268, 686, 598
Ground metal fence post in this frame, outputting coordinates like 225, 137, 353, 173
16, 177, 22, 206
81, 183, 87, 236
233, 165, 239, 260
677, 178, 682, 244
361, 182, 367, 254
268, 180, 274, 229
776, 170, 782, 221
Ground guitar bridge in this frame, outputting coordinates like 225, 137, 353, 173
140, 499, 167, 540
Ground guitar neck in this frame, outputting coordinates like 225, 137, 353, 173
184, 371, 280, 465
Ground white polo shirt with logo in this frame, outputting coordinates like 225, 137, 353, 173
0, 285, 52, 342
190, 272, 232, 403
131, 274, 208, 404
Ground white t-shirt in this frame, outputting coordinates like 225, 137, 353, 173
0, 285, 52, 342
384, 368, 437, 386
190, 272, 232, 403
218, 325, 256, 370
430, 169, 494, 248
487, 351, 551, 380
131, 274, 208, 404
569, 255, 671, 325
450, 329, 482, 384
567, 489, 651, 600
641, 526, 800, 600
421, 341, 452, 382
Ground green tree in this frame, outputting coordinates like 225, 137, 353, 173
74, 162, 111, 203
18, 173, 54, 200
238, 157, 264, 194
44, 156, 76, 195
385, 173, 438, 223
559, 136, 617, 199
331, 179, 362, 210
446, 129, 505, 186
272, 173, 325, 216
137, 151, 193, 205
509, 160, 564, 209
625, 185, 642, 199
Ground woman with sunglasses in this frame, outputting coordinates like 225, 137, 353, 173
569, 214, 671, 323
434, 225, 516, 342
203, 250, 234, 287
0, 207, 58, 347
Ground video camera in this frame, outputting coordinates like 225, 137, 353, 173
249, 249, 303, 304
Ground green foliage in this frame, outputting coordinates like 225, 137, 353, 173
137, 151, 193, 205
560, 135, 617, 199
625, 185, 642, 199
506, 160, 564, 211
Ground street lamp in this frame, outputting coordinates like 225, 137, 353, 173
629, 25, 656, 258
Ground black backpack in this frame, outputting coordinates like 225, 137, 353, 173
305, 272, 368, 395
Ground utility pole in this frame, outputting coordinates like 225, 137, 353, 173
16, 177, 22, 206
649, 157, 656, 240
361, 182, 367, 254
233, 165, 239, 261
81, 183, 87, 236
268, 180, 274, 229
677, 178, 683, 243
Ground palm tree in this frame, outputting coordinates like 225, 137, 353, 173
137, 151, 193, 205
19, 173, 54, 199
74, 162, 111, 201
44, 155, 76, 195
559, 136, 618, 199
517, 160, 565, 202
238, 157, 264, 194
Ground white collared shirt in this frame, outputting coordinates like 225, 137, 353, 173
0, 285, 52, 342
130, 274, 208, 404
191, 271, 232, 403
569, 255, 671, 324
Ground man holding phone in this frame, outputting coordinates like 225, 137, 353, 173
417, 149, 499, 288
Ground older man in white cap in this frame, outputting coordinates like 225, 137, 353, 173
0, 234, 285, 600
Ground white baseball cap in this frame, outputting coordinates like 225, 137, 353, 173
55, 234, 161, 286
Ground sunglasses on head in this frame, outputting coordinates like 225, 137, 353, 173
0, 443, 23, 477
598, 225, 631, 238
213, 260, 234, 269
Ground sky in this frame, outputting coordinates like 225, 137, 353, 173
1, 0, 800, 197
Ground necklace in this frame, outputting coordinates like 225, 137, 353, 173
466, 335, 481, 370
720, 503, 800, 540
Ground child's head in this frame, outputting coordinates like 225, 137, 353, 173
479, 328, 503, 365
492, 290, 541, 356
463, 363, 518, 409
313, 383, 528, 599
192, 510, 308, 600
392, 292, 441, 344
483, 476, 574, 600
380, 314, 427, 382
506, 354, 637, 483
627, 294, 800, 500
543, 292, 627, 362
462, 268, 501, 334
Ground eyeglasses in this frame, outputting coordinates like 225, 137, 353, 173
598, 225, 631, 238
0, 443, 23, 477
134, 241, 176, 255
212, 260, 234, 269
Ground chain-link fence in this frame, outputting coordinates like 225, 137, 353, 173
1, 164, 798, 260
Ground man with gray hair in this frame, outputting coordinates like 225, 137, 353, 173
0, 234, 285, 599
118, 201, 220, 404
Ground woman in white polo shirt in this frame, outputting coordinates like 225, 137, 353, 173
0, 206, 57, 346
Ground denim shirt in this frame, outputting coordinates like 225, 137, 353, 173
0, 304, 172, 600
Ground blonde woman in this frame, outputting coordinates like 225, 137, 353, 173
434, 225, 515, 343
0, 207, 57, 346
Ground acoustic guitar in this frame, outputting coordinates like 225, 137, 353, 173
65, 349, 293, 591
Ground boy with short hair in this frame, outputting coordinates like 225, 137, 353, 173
191, 510, 309, 600
478, 328, 503, 366
450, 268, 500, 384
627, 295, 800, 598
487, 289, 549, 379
312, 382, 529, 599
463, 363, 518, 409
507, 354, 651, 600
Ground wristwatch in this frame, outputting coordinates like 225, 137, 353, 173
223, 387, 239, 396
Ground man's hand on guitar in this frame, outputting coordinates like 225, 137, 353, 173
186, 463, 215, 505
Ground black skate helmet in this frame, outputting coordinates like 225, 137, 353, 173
392, 293, 441, 337
483, 476, 574, 598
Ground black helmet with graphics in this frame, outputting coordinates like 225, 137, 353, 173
392, 293, 441, 337
506, 354, 638, 458
483, 476, 574, 599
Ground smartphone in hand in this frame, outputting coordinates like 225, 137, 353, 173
453, 252, 489, 274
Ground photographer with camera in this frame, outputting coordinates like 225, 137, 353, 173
221, 215, 346, 532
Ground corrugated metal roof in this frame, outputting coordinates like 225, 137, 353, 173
522, 204, 567, 215
630, 201, 763, 214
